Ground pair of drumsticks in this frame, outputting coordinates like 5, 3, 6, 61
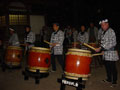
44, 40, 96, 51
43, 40, 103, 56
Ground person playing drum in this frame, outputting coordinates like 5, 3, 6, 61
8, 28, 20, 46
50, 23, 64, 72
95, 19, 119, 87
24, 26, 36, 51
77, 25, 89, 50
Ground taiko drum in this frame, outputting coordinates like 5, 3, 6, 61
5, 46, 22, 67
28, 47, 51, 73
65, 48, 92, 80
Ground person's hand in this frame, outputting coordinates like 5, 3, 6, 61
51, 43, 57, 47
95, 47, 101, 52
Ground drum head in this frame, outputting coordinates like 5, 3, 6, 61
31, 47, 50, 51
68, 48, 91, 53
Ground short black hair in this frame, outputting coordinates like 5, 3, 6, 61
25, 25, 31, 28
53, 23, 60, 26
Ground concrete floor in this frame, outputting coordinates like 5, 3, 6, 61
0, 59, 120, 90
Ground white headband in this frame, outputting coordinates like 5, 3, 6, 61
9, 28, 15, 31
99, 19, 108, 25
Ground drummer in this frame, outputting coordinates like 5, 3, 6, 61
77, 25, 89, 50
24, 26, 36, 50
50, 23, 64, 72
95, 19, 119, 87
8, 28, 20, 46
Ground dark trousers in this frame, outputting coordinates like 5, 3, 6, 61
104, 60, 118, 83
0, 52, 5, 71
51, 54, 64, 71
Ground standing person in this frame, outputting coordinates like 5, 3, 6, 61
87, 22, 98, 43
96, 19, 119, 87
50, 23, 64, 72
77, 25, 89, 49
98, 28, 103, 45
71, 27, 78, 48
9, 28, 20, 46
71, 27, 78, 42
65, 26, 72, 45
40, 26, 52, 47
24, 26, 35, 51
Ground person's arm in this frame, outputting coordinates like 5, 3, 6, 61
101, 30, 116, 50
96, 29, 116, 52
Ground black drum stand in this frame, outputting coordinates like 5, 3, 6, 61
57, 74, 85, 90
22, 67, 49, 84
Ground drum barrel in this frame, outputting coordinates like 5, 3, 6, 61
27, 47, 51, 73
5, 46, 22, 67
65, 49, 92, 80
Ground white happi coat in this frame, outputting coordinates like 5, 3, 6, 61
77, 32, 89, 49
100, 28, 119, 61
9, 33, 20, 46
72, 30, 78, 42
24, 31, 35, 49
50, 30, 64, 55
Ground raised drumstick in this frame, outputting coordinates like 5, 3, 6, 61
83, 43, 96, 51
44, 40, 52, 45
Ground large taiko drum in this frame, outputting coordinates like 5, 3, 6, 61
65, 48, 92, 80
5, 46, 22, 67
28, 47, 51, 73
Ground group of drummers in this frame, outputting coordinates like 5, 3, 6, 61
0, 19, 119, 87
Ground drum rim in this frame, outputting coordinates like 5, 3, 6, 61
31, 47, 50, 51
68, 48, 91, 53
7, 46, 22, 50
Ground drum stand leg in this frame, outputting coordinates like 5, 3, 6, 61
22, 67, 49, 84
58, 74, 85, 90
22, 67, 29, 80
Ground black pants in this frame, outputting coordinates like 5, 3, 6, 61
0, 52, 5, 70
51, 54, 64, 71
104, 60, 118, 83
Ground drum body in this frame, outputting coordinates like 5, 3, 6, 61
28, 47, 51, 73
65, 49, 92, 80
5, 46, 22, 67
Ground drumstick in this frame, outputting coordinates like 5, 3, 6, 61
92, 53, 103, 57
20, 44, 26, 46
83, 43, 96, 51
44, 40, 52, 45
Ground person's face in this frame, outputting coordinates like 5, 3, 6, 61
10, 30, 14, 35
72, 28, 75, 32
53, 24, 59, 31
101, 23, 109, 31
90, 23, 94, 27
26, 27, 30, 32
81, 26, 85, 32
